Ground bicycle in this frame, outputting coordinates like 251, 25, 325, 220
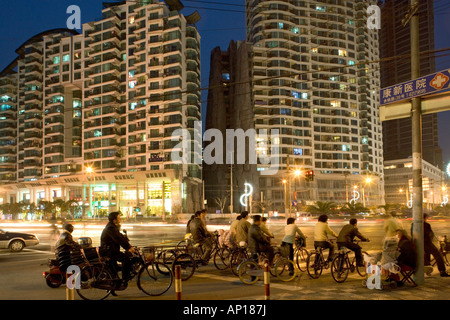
306, 240, 336, 279
237, 251, 296, 285
429, 235, 450, 269
330, 240, 369, 283
293, 238, 309, 272
76, 246, 173, 300
171, 231, 231, 281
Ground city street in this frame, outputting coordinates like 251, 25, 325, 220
1, 218, 449, 300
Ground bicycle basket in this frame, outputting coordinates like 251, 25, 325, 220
142, 246, 155, 262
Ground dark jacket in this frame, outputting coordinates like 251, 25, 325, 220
100, 221, 131, 257
397, 236, 417, 269
248, 224, 271, 253
55, 231, 79, 251
337, 224, 368, 244
424, 222, 434, 245
189, 217, 208, 244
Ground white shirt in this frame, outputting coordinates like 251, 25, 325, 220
314, 221, 338, 241
282, 224, 305, 244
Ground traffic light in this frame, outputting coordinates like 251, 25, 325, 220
305, 170, 314, 181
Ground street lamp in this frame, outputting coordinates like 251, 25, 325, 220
362, 177, 373, 208
85, 166, 96, 219
282, 179, 288, 215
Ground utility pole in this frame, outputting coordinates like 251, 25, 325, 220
230, 159, 234, 215
403, 0, 424, 285
287, 154, 292, 217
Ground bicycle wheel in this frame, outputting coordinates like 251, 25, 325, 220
331, 255, 350, 283
230, 250, 248, 276
356, 252, 368, 277
137, 262, 173, 296
213, 247, 231, 270
156, 250, 177, 275
171, 253, 196, 281
274, 258, 296, 282
76, 264, 114, 300
237, 260, 261, 285
295, 248, 309, 272
306, 251, 323, 279
269, 252, 281, 277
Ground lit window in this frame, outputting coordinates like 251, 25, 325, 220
53, 56, 60, 64
291, 27, 299, 34
331, 101, 341, 108
63, 54, 70, 62
348, 60, 355, 66
339, 50, 347, 57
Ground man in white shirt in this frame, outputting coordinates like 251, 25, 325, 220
314, 214, 338, 262
282, 217, 306, 275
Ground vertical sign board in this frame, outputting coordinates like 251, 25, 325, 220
380, 69, 450, 106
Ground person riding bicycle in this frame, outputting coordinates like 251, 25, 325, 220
282, 217, 306, 275
336, 218, 369, 267
314, 215, 338, 263
189, 209, 213, 265
100, 211, 136, 285
248, 215, 275, 265
229, 214, 242, 247
236, 211, 251, 247
55, 223, 80, 272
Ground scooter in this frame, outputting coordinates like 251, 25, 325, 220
43, 237, 93, 288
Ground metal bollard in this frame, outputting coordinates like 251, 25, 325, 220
264, 259, 270, 301
175, 265, 182, 300
66, 272, 74, 300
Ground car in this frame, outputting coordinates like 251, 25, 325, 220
0, 228, 39, 252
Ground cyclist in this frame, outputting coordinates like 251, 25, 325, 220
55, 223, 81, 272
229, 214, 242, 247
416, 214, 450, 277
282, 217, 306, 274
235, 211, 251, 247
189, 209, 213, 265
260, 217, 274, 239
313, 214, 338, 263
100, 211, 136, 286
336, 218, 369, 267
248, 215, 274, 265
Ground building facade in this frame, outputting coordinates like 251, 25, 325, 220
384, 158, 447, 210
380, 0, 442, 169
0, 0, 202, 218
207, 0, 385, 214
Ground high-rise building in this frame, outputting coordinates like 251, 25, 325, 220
0, 0, 203, 217
380, 0, 442, 169
205, 0, 385, 214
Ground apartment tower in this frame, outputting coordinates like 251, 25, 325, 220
0, 0, 202, 217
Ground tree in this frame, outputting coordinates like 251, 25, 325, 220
38, 200, 56, 220
252, 199, 274, 217
306, 201, 337, 215
0, 202, 26, 220
214, 195, 228, 214
340, 202, 369, 215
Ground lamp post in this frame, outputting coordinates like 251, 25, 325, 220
362, 177, 372, 208
282, 179, 288, 216
86, 166, 95, 219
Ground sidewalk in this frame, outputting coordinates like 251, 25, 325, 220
251, 272, 450, 300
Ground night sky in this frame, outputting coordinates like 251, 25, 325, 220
0, 0, 449, 170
